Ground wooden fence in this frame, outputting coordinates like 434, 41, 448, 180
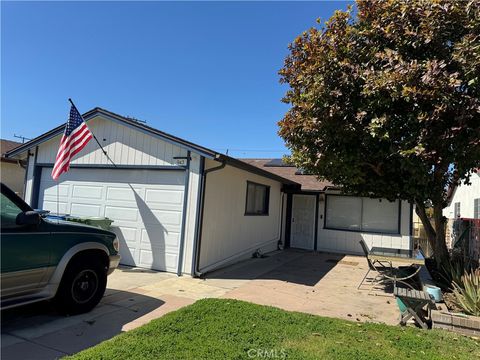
414, 218, 480, 263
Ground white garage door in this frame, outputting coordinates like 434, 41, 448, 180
38, 167, 185, 272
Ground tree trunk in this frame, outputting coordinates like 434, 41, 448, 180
414, 200, 450, 267
432, 201, 450, 267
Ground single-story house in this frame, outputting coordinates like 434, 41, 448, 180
443, 170, 480, 220
442, 170, 479, 254
6, 107, 413, 276
1, 139, 26, 198
243, 159, 413, 254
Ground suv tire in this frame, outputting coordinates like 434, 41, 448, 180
55, 256, 107, 315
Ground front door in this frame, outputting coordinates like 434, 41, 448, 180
290, 194, 316, 250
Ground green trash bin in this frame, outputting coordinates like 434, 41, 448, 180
64, 215, 89, 226
65, 216, 113, 230
84, 217, 114, 230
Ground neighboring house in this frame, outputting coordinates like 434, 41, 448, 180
0, 139, 26, 198
443, 171, 480, 258
443, 170, 480, 220
243, 159, 413, 254
6, 107, 413, 276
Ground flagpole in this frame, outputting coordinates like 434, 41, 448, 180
68, 98, 117, 168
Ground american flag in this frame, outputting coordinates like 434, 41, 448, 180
51, 105, 93, 180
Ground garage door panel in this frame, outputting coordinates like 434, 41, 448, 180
43, 183, 70, 197
139, 250, 178, 271
120, 246, 136, 267
105, 206, 139, 222
146, 171, 184, 185
140, 228, 180, 249
145, 189, 183, 205
43, 200, 68, 214
106, 187, 143, 202
72, 184, 103, 199
144, 202, 183, 212
106, 171, 148, 184
147, 210, 182, 227
71, 203, 102, 217
38, 167, 185, 272
112, 226, 137, 243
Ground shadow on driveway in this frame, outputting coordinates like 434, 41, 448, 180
205, 249, 347, 286
1, 290, 164, 360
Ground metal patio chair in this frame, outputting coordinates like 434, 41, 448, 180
357, 239, 394, 293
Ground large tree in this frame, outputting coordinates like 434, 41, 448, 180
279, 0, 480, 266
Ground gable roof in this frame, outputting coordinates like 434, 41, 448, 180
1, 139, 24, 163
6, 107, 219, 159
4, 108, 299, 186
241, 158, 335, 192
1, 139, 22, 156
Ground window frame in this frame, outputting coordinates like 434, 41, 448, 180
474, 198, 480, 219
324, 194, 401, 235
454, 202, 461, 218
244, 181, 270, 216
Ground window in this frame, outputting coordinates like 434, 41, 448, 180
325, 195, 400, 234
245, 181, 270, 215
474, 199, 480, 219
1, 193, 23, 228
454, 202, 461, 218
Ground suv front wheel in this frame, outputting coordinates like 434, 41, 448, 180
55, 257, 107, 314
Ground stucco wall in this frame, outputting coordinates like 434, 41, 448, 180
0, 161, 25, 197
199, 159, 283, 272
443, 173, 480, 219
316, 194, 412, 254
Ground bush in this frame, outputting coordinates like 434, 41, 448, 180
452, 269, 480, 316
438, 254, 476, 290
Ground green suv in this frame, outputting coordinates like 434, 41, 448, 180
0, 183, 120, 314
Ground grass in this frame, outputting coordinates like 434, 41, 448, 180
66, 299, 479, 360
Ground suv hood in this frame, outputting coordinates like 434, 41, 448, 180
44, 218, 116, 237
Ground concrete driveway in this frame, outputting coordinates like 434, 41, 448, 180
1, 250, 399, 359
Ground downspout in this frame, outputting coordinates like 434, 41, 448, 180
192, 159, 226, 277
176, 151, 191, 276
278, 192, 285, 249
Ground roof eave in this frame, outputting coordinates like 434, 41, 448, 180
217, 155, 300, 186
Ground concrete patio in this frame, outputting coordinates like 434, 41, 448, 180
1, 249, 399, 359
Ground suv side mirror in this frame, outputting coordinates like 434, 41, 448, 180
16, 211, 41, 226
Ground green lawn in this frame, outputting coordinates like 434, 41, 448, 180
67, 299, 478, 360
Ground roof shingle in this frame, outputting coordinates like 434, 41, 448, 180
1, 139, 22, 158
241, 158, 335, 191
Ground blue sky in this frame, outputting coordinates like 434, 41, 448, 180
1, 1, 350, 158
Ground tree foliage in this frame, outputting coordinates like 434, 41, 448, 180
279, 0, 480, 264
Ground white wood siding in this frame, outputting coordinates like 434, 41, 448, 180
317, 194, 412, 254
36, 116, 187, 165
443, 173, 480, 219
199, 159, 282, 272
21, 114, 204, 274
